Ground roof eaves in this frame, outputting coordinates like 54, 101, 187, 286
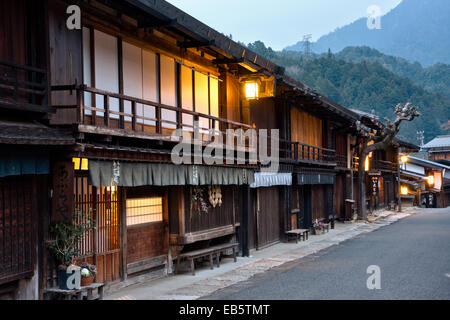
126, 0, 283, 74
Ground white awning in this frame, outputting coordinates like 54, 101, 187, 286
250, 172, 292, 188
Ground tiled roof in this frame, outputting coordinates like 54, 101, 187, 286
0, 120, 74, 145
422, 135, 450, 149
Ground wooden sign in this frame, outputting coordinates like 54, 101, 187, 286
372, 177, 378, 196
52, 161, 74, 222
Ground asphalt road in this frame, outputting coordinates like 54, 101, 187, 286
204, 208, 450, 300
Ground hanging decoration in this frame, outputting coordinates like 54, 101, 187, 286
208, 186, 222, 208
191, 186, 210, 217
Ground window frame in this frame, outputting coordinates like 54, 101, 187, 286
125, 196, 164, 228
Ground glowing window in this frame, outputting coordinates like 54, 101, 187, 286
364, 156, 370, 171
401, 186, 408, 195
126, 197, 163, 226
245, 82, 259, 99
73, 157, 89, 171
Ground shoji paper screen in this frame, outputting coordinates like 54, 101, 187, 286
142, 50, 157, 126
82, 27, 92, 113
94, 30, 119, 118
209, 77, 219, 129
160, 55, 176, 129
122, 41, 142, 124
194, 71, 209, 130
181, 65, 193, 132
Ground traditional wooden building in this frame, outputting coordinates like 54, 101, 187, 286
422, 135, 450, 207
400, 155, 449, 208
1, 0, 411, 299
0, 0, 76, 299
422, 135, 450, 161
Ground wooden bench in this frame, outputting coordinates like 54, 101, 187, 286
43, 283, 104, 300
285, 229, 309, 243
176, 243, 239, 275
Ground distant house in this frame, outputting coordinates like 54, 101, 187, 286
421, 135, 450, 206
399, 155, 450, 208
422, 135, 450, 162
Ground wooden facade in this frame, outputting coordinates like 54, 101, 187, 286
0, 0, 408, 299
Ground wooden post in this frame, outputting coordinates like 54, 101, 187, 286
104, 95, 110, 127
120, 188, 127, 280
131, 101, 136, 131
51, 162, 74, 222
118, 38, 124, 129
240, 186, 250, 257
156, 106, 162, 134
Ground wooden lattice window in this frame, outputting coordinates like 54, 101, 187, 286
126, 197, 163, 226
74, 175, 120, 257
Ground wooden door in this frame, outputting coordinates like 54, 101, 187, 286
125, 188, 168, 275
0, 176, 36, 285
298, 185, 312, 229
312, 185, 326, 220
334, 175, 345, 219
73, 175, 120, 283
257, 187, 280, 248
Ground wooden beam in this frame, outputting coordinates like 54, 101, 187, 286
81, 8, 219, 75
177, 39, 215, 49
138, 18, 178, 29
127, 255, 167, 275
212, 57, 245, 65
178, 225, 235, 245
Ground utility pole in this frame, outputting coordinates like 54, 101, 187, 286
303, 34, 312, 60
417, 130, 424, 147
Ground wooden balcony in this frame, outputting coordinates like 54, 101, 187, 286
280, 139, 336, 166
335, 154, 349, 169
353, 158, 397, 172
51, 85, 338, 167
371, 159, 398, 172
0, 60, 51, 114
51, 85, 253, 142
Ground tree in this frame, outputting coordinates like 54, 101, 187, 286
357, 103, 421, 219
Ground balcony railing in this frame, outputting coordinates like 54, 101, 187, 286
336, 154, 348, 168
280, 139, 336, 165
51, 85, 252, 137
51, 85, 338, 166
371, 159, 398, 172
0, 60, 49, 113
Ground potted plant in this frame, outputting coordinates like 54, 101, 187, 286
80, 262, 97, 287
47, 209, 95, 290
312, 219, 324, 235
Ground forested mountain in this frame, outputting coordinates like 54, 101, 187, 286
284, 0, 450, 67
247, 41, 450, 144
335, 47, 450, 99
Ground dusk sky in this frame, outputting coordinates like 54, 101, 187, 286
167, 0, 402, 50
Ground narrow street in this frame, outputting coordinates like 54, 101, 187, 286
203, 208, 450, 300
